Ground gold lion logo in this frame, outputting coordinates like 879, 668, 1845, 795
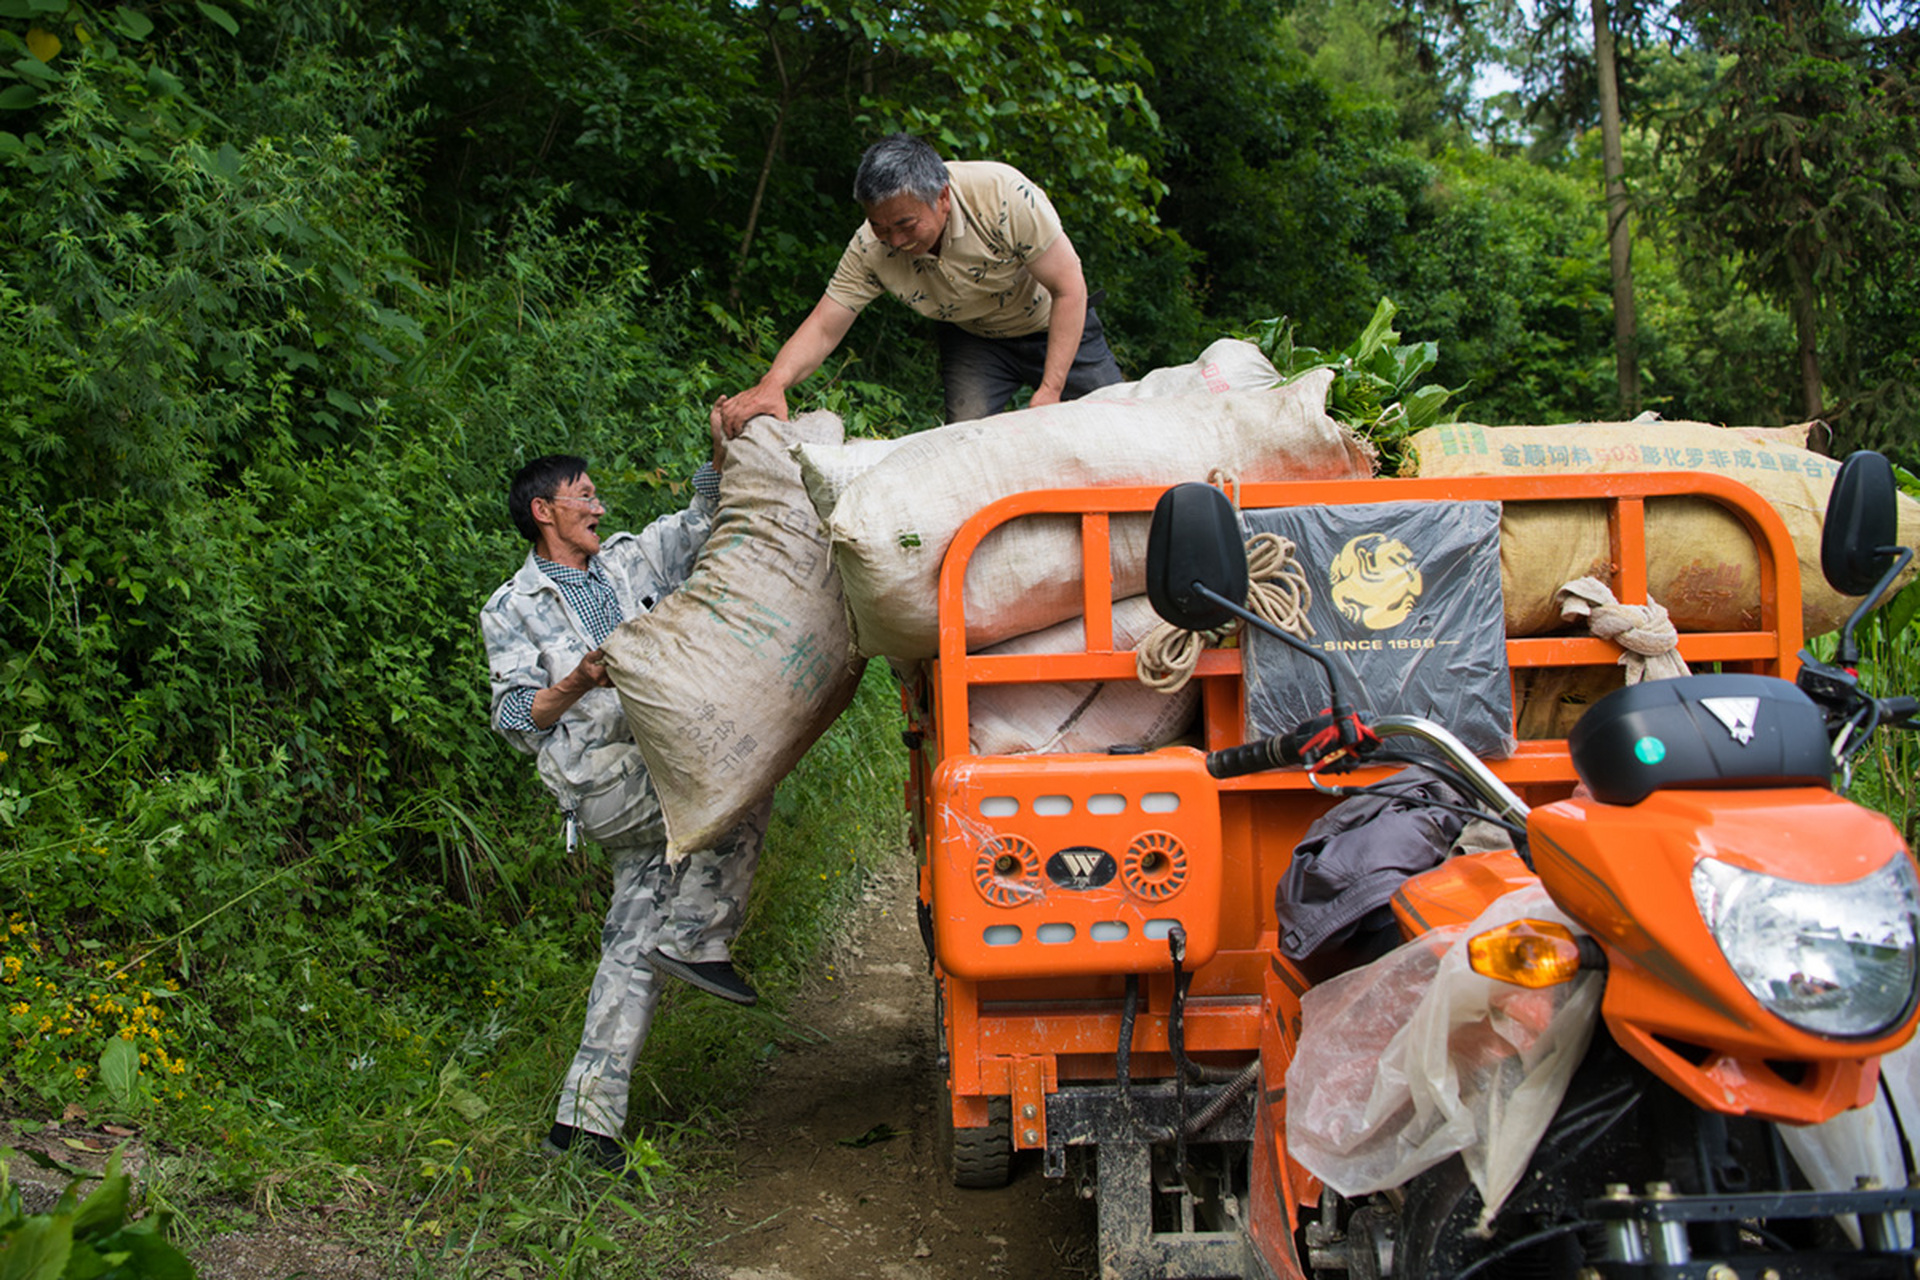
1328, 534, 1424, 629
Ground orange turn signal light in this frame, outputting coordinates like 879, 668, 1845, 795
1467, 919, 1586, 988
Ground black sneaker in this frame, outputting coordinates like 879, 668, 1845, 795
542, 1122, 629, 1176
647, 949, 758, 1006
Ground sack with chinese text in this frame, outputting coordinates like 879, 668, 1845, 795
604, 412, 865, 856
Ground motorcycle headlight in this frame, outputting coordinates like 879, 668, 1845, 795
1692, 853, 1920, 1038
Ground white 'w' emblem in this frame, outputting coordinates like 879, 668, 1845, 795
1057, 851, 1103, 878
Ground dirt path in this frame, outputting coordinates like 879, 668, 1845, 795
682, 859, 1098, 1280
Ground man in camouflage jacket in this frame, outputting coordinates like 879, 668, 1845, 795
480, 445, 770, 1174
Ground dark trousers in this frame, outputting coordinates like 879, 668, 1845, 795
935, 302, 1124, 423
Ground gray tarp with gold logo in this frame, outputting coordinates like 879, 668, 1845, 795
1241, 500, 1512, 759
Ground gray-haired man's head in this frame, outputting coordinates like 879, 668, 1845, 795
854, 134, 948, 207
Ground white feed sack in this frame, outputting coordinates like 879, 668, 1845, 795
823, 369, 1375, 660
794, 337, 1286, 527
602, 412, 864, 857
795, 436, 907, 530
969, 597, 1199, 756
1403, 420, 1920, 639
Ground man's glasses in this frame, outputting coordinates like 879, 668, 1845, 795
543, 494, 605, 512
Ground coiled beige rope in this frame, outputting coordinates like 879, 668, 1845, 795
1246, 532, 1315, 637
1555, 576, 1690, 684
1136, 531, 1316, 694
1135, 620, 1224, 694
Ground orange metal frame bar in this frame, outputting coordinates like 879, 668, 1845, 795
929, 471, 1804, 770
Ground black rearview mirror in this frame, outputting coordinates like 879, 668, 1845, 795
1822, 451, 1900, 598
1146, 483, 1249, 632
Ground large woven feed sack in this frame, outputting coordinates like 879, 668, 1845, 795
794, 337, 1284, 529
794, 455, 1158, 657
603, 412, 864, 856
1402, 421, 1920, 638
827, 370, 1375, 659
969, 597, 1199, 756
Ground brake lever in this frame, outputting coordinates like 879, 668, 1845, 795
1280, 709, 1380, 769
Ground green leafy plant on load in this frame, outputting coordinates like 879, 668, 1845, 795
1242, 298, 1464, 471
0, 1148, 196, 1278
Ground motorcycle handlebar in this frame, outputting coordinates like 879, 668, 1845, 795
1206, 738, 1285, 779
1199, 716, 1532, 828
1883, 696, 1920, 729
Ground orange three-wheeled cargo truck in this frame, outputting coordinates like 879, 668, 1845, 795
898, 468, 1920, 1280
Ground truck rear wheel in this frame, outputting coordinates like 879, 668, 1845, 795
941, 1095, 1013, 1189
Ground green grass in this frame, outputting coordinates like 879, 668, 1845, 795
2, 664, 909, 1279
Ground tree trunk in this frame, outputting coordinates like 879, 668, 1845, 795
730, 34, 792, 306
1592, 0, 1640, 415
1787, 244, 1824, 417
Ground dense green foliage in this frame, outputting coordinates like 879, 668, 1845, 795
1663, 0, 1920, 446
1, 0, 1916, 1272
0, 6, 908, 1271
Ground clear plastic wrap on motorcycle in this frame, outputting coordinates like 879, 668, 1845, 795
1285, 884, 1603, 1227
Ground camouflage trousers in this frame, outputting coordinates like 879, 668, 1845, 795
555, 796, 771, 1138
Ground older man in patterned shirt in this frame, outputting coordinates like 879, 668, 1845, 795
714, 132, 1124, 431
480, 442, 770, 1176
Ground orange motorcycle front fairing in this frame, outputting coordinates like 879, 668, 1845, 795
1530, 786, 1920, 1124
1391, 848, 1537, 936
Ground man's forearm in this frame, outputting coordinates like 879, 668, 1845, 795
717, 296, 857, 434
763, 298, 857, 393
1025, 235, 1091, 406
529, 682, 586, 730
529, 648, 610, 729
1038, 290, 1088, 398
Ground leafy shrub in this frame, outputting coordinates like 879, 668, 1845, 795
0, 42, 927, 1274
0, 1149, 196, 1279
2, 914, 195, 1114
0, 12, 795, 1145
